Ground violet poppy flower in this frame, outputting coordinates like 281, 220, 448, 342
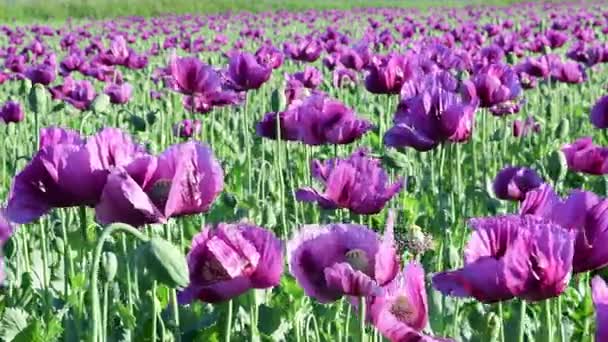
257, 93, 371, 145
95, 141, 224, 227
473, 64, 521, 111
592, 276, 608, 342
0, 210, 14, 285
99, 35, 130, 66
178, 222, 283, 303
289, 67, 323, 89
333, 67, 358, 88
590, 95, 608, 129
493, 166, 543, 201
384, 72, 478, 151
296, 149, 403, 215
104, 83, 133, 105
521, 185, 608, 274
433, 215, 575, 302
513, 116, 541, 137
51, 77, 97, 110
551, 61, 587, 84
173, 119, 202, 138
0, 101, 24, 124
25, 64, 56, 85
365, 54, 418, 95
562, 137, 608, 175
368, 263, 454, 342
288, 220, 399, 302
255, 44, 284, 69
6, 127, 145, 224
227, 51, 272, 91
284, 39, 323, 62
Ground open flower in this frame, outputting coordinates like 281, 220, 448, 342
0, 101, 24, 124
256, 93, 371, 145
288, 220, 399, 303
562, 137, 608, 175
95, 141, 224, 227
296, 149, 403, 215
173, 119, 202, 138
473, 64, 521, 112
178, 222, 283, 303
492, 166, 543, 201
365, 54, 418, 95
592, 276, 608, 342
433, 215, 575, 302
591, 95, 608, 129
6, 127, 144, 224
227, 51, 272, 91
283, 39, 322, 62
104, 82, 133, 105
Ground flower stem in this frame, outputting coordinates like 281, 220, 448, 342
359, 299, 367, 342
518, 300, 526, 342
543, 300, 553, 342
224, 299, 233, 342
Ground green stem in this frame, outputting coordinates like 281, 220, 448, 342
225, 299, 233, 342
543, 300, 553, 342
249, 290, 258, 342
152, 281, 158, 342
498, 301, 505, 342
557, 297, 564, 342
359, 299, 367, 342
90, 223, 150, 342
518, 300, 527, 342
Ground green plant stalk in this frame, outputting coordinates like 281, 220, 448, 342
543, 300, 553, 342
359, 299, 367, 342
225, 299, 233, 342
518, 300, 526, 342
90, 223, 150, 342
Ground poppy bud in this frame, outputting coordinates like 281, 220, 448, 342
102, 252, 118, 282
91, 94, 110, 113
28, 83, 48, 114
547, 150, 568, 183
19, 78, 32, 96
270, 88, 286, 113
138, 238, 189, 288
554, 118, 570, 139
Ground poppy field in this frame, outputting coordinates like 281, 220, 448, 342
2, 1, 608, 341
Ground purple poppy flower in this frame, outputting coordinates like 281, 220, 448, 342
25, 64, 56, 85
178, 222, 283, 303
288, 220, 399, 302
255, 44, 284, 69
0, 101, 24, 124
365, 54, 418, 95
473, 64, 521, 111
257, 92, 371, 145
173, 119, 202, 138
296, 149, 403, 215
284, 39, 323, 62
521, 185, 608, 274
95, 141, 224, 227
104, 83, 133, 105
592, 276, 608, 342
99, 35, 130, 66
0, 210, 14, 285
51, 77, 97, 110
513, 116, 541, 137
493, 166, 543, 201
126, 53, 148, 70
545, 30, 569, 49
384, 72, 478, 151
60, 53, 86, 75
289, 67, 323, 89
434, 214, 575, 302
591, 95, 608, 129
6, 127, 144, 224
562, 137, 608, 175
227, 52, 272, 91
333, 67, 358, 88
368, 263, 454, 342
551, 61, 587, 84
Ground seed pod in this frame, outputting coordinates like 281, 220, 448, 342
91, 94, 110, 113
28, 83, 48, 114
19, 78, 32, 96
270, 88, 286, 113
139, 238, 189, 288
382, 148, 408, 170
102, 252, 118, 282
554, 118, 570, 139
547, 150, 568, 184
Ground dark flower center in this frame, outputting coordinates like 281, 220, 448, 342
390, 295, 418, 326
200, 257, 232, 283
345, 249, 370, 273
147, 179, 172, 209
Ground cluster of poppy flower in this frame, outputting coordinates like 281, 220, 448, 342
2, 2, 608, 341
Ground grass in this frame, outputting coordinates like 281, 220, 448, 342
0, 0, 528, 21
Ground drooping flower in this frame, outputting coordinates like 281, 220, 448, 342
227, 51, 272, 91
590, 95, 608, 129
433, 215, 575, 302
296, 149, 403, 215
0, 101, 24, 124
104, 82, 133, 105
384, 71, 478, 151
95, 141, 224, 227
256, 93, 371, 145
592, 276, 608, 342
492, 166, 543, 201
562, 137, 608, 175
173, 119, 202, 138
368, 263, 454, 342
473, 64, 521, 113
6, 127, 145, 224
288, 220, 399, 302
178, 222, 283, 303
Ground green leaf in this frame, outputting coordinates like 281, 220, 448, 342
0, 307, 30, 341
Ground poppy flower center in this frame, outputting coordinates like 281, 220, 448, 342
390, 295, 418, 326
345, 249, 370, 273
200, 257, 232, 283
147, 179, 172, 209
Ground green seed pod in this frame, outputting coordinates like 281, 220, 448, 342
19, 78, 32, 96
129, 115, 147, 132
547, 150, 568, 184
554, 118, 570, 139
506, 52, 516, 65
382, 149, 409, 170
28, 83, 49, 114
102, 252, 118, 282
53, 237, 65, 255
270, 88, 286, 113
91, 94, 110, 113
139, 238, 189, 288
